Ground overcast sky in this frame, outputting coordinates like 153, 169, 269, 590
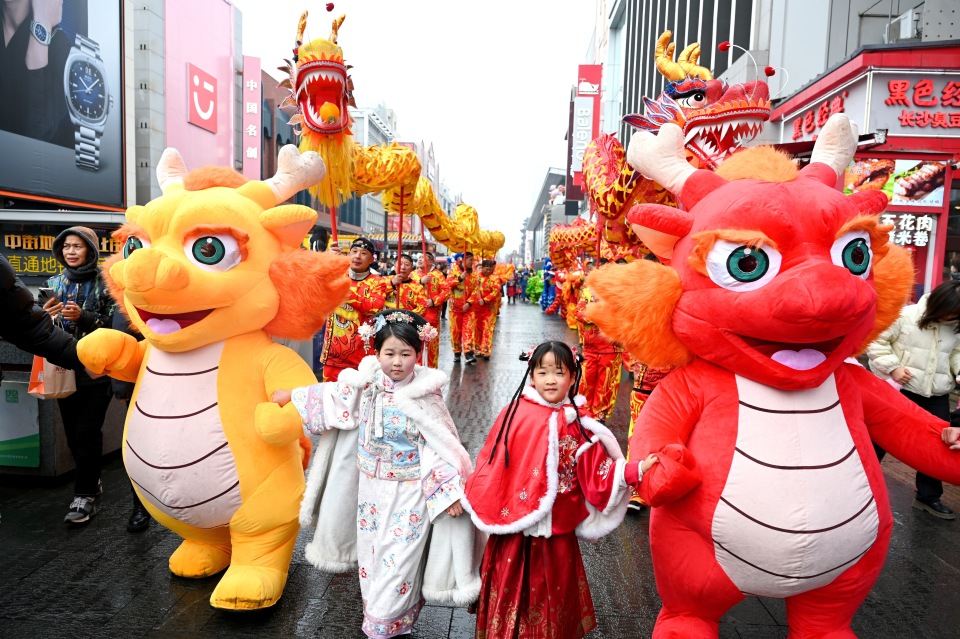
230, 0, 597, 254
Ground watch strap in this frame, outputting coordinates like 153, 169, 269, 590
72, 35, 104, 171
75, 124, 101, 170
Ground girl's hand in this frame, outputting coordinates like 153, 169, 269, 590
446, 499, 464, 518
891, 367, 912, 384
640, 453, 659, 473
942, 427, 960, 450
272, 389, 292, 407
61, 301, 82, 321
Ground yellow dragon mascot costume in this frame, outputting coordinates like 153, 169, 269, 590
77, 146, 351, 610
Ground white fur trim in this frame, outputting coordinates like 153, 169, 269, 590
462, 406, 561, 535
520, 384, 571, 408
304, 544, 357, 574
574, 416, 630, 541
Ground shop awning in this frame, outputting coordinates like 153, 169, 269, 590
773, 131, 888, 159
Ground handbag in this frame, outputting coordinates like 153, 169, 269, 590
28, 354, 77, 399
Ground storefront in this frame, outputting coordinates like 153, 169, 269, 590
770, 41, 960, 299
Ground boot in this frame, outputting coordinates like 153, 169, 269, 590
127, 489, 151, 533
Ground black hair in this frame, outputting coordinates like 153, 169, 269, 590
371, 310, 428, 353
919, 280, 960, 332
464, 251, 474, 258
488, 341, 586, 467
397, 253, 414, 266
423, 251, 435, 261
481, 259, 495, 268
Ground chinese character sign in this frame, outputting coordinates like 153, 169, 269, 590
879, 212, 935, 247
844, 158, 948, 208
241, 56, 262, 180
876, 72, 960, 136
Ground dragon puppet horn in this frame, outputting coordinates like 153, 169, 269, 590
157, 148, 189, 193
808, 113, 859, 178
655, 30, 712, 82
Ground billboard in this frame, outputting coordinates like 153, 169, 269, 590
0, 1, 124, 208
165, 0, 236, 169
566, 64, 602, 202
844, 158, 949, 208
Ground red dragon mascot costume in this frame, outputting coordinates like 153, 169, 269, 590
585, 113, 960, 638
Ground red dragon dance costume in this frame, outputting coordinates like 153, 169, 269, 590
575, 284, 623, 422
420, 266, 449, 367
446, 263, 476, 356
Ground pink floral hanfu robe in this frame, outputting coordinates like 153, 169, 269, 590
292, 356, 481, 639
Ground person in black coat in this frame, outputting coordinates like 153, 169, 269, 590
0, 253, 80, 381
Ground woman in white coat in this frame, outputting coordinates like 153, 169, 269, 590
867, 280, 960, 520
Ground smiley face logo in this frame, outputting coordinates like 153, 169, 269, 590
187, 63, 218, 133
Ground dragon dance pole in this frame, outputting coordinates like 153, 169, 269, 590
421, 223, 427, 259
330, 204, 339, 245
398, 186, 405, 260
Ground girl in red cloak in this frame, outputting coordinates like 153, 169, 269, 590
462, 341, 658, 639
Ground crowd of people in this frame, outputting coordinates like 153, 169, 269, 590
6, 229, 960, 638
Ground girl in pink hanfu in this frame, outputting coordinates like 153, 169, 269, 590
462, 341, 658, 639
273, 310, 479, 639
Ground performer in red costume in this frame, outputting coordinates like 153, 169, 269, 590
622, 351, 673, 511
575, 277, 623, 422
320, 237, 387, 382
447, 252, 477, 364
463, 341, 658, 639
384, 253, 427, 315
417, 252, 449, 368
468, 259, 502, 361
585, 114, 960, 638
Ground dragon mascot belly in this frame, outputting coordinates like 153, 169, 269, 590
77, 146, 351, 610
585, 114, 960, 638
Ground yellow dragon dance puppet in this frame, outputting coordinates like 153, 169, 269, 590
77, 146, 351, 610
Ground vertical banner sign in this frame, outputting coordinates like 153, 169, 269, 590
567, 64, 602, 202
242, 56, 262, 180
187, 63, 218, 133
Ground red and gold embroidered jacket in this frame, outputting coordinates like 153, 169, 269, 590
419, 267, 449, 325
468, 273, 502, 315
384, 277, 428, 315
321, 273, 388, 371
446, 264, 476, 314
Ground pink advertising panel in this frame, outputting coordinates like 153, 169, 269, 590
241, 56, 262, 179
165, 0, 235, 168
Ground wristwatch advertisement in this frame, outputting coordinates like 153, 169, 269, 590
29, 20, 54, 46
63, 34, 113, 171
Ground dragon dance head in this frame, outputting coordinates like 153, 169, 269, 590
281, 11, 356, 206
623, 31, 771, 170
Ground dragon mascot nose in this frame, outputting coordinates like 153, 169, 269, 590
123, 249, 189, 292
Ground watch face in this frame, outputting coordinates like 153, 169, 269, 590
33, 23, 47, 42
68, 60, 107, 120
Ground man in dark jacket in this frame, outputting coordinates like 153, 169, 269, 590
1, 254, 81, 381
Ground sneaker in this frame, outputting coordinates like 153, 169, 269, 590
465, 352, 477, 365
482, 355, 490, 361
627, 490, 647, 513
453, 353, 461, 363
96, 479, 103, 495
64, 496, 98, 524
913, 498, 956, 520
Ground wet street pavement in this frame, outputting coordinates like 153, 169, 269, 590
2, 301, 960, 638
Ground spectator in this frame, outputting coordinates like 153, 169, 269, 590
867, 280, 960, 520
1, 254, 81, 380
42, 227, 116, 525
